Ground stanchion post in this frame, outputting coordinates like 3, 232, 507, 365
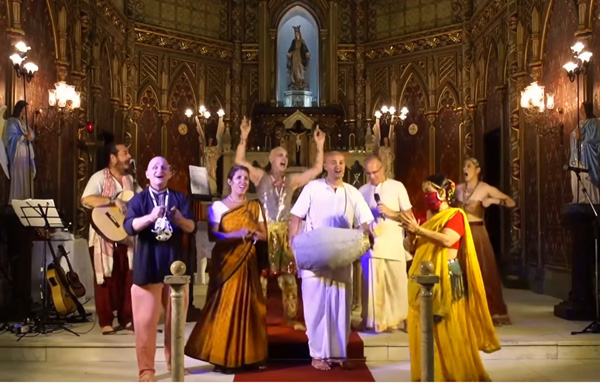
415, 261, 439, 382
164, 261, 190, 382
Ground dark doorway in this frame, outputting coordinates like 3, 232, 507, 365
483, 128, 502, 265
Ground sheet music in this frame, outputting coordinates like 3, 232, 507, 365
11, 199, 64, 228
189, 165, 210, 196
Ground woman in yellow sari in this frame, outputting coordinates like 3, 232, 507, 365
185, 165, 268, 373
399, 174, 500, 381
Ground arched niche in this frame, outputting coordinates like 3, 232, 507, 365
276, 6, 320, 107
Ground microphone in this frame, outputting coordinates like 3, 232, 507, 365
374, 193, 385, 221
564, 164, 589, 173
129, 159, 137, 175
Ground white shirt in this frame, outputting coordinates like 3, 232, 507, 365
208, 200, 265, 224
359, 179, 412, 261
291, 179, 374, 278
81, 169, 141, 246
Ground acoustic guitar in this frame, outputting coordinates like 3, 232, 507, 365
91, 190, 135, 243
57, 244, 86, 298
46, 244, 79, 317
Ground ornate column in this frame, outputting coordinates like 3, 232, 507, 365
505, 1, 528, 288
258, 0, 269, 103
575, 0, 593, 101
354, 0, 367, 135
327, 1, 339, 104
426, 113, 437, 174
5, 0, 25, 105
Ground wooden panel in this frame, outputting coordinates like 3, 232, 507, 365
537, 0, 577, 269
436, 105, 460, 183
396, 75, 429, 213
166, 73, 199, 194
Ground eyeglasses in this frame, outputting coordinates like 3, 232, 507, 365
365, 166, 383, 176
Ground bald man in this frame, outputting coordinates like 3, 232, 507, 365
124, 156, 196, 382
359, 155, 412, 333
289, 152, 374, 370
236, 116, 325, 330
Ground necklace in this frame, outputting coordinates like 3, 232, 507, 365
464, 181, 480, 203
228, 195, 246, 203
271, 174, 285, 199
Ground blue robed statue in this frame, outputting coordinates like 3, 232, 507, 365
1, 100, 36, 203
570, 101, 600, 204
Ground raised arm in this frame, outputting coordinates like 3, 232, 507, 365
290, 127, 325, 189
482, 184, 515, 208
235, 116, 265, 185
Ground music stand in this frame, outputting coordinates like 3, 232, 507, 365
189, 165, 213, 201
11, 199, 84, 336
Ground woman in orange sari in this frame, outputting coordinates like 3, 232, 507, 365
399, 174, 500, 381
185, 165, 268, 373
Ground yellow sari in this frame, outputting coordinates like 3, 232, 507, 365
184, 200, 267, 368
407, 208, 500, 381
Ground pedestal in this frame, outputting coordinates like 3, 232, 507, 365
554, 203, 599, 320
284, 90, 312, 107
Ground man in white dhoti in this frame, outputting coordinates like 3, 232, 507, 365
359, 155, 412, 332
289, 151, 374, 370
2, 100, 36, 202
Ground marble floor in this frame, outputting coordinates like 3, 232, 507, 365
0, 286, 599, 381
0, 358, 599, 381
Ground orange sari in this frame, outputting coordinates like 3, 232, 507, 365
184, 200, 267, 368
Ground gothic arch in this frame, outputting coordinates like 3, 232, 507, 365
539, 0, 556, 61
138, 80, 160, 109
271, 1, 325, 29
100, 41, 113, 95
168, 66, 197, 110
399, 71, 429, 111
587, 0, 596, 30
437, 82, 459, 111
370, 90, 392, 117
484, 39, 499, 97
45, 0, 59, 60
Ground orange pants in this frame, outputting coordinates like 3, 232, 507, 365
131, 283, 189, 380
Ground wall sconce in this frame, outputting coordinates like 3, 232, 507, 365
9, 41, 38, 129
520, 81, 562, 137
563, 42, 592, 82
373, 105, 408, 143
185, 105, 225, 151
35, 81, 81, 136
10, 41, 38, 84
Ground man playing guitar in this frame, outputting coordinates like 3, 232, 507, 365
81, 142, 141, 335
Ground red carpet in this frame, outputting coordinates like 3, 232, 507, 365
234, 277, 374, 382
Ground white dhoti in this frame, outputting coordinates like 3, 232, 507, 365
300, 266, 352, 360
360, 254, 408, 332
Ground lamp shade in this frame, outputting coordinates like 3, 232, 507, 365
15, 41, 31, 53
9, 54, 24, 66
562, 62, 578, 73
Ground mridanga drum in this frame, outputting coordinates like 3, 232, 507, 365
291, 227, 371, 271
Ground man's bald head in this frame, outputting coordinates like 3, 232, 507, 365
325, 151, 345, 162
146, 156, 171, 190
324, 151, 346, 182
269, 146, 289, 174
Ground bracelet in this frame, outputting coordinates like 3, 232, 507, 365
242, 236, 246, 243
